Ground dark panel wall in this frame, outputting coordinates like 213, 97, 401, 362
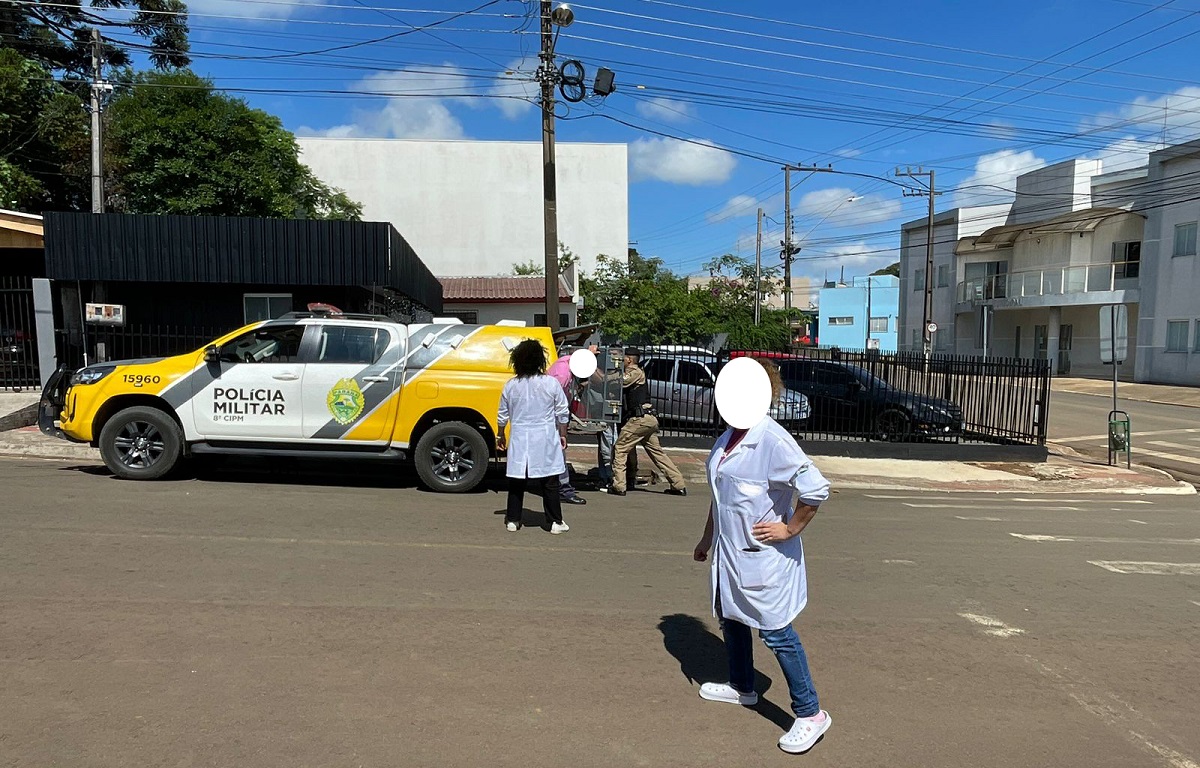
43, 213, 442, 312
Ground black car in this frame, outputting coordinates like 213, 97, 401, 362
775, 358, 963, 441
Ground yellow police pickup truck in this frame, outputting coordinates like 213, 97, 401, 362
39, 312, 557, 492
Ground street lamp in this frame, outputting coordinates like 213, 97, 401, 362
550, 3, 574, 26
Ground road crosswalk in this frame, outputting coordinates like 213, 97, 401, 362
1054, 428, 1200, 473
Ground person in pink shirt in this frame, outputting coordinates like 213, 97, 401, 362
547, 353, 587, 505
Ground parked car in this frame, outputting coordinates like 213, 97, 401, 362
639, 353, 811, 429
773, 358, 963, 441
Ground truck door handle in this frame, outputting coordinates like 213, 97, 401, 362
272, 373, 299, 381
363, 376, 389, 383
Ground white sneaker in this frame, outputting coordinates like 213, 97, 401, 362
550, 521, 570, 535
698, 682, 758, 706
505, 521, 520, 532
778, 711, 831, 754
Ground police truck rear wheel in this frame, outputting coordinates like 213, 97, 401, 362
414, 422, 488, 493
99, 406, 183, 480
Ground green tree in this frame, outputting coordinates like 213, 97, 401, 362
699, 254, 801, 350
0, 50, 89, 212
580, 252, 717, 342
0, 0, 189, 78
871, 261, 900, 277
104, 70, 361, 219
512, 243, 580, 276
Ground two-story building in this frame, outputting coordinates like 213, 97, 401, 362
818, 275, 900, 352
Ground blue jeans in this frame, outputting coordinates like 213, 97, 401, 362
596, 424, 616, 484
722, 618, 821, 718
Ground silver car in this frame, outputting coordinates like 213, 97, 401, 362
640, 354, 811, 428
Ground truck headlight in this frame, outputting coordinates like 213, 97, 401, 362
69, 366, 115, 386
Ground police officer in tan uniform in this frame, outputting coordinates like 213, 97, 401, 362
606, 349, 687, 497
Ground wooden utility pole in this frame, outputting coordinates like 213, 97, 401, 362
897, 167, 938, 357
539, 0, 560, 331
754, 207, 763, 326
782, 167, 793, 312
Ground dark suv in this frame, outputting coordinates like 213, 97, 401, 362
775, 358, 963, 441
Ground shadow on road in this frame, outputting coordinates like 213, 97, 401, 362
657, 613, 794, 730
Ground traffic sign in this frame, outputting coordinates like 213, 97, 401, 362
1099, 305, 1128, 364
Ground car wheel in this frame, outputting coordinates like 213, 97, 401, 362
98, 406, 184, 480
414, 421, 489, 493
875, 409, 912, 442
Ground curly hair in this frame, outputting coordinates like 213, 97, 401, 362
510, 338, 549, 378
750, 356, 785, 406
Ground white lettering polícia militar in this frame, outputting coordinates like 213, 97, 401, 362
212, 387, 287, 416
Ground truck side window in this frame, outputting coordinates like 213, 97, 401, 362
313, 326, 388, 365
219, 325, 304, 364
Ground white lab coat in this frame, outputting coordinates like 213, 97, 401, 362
498, 374, 570, 479
707, 417, 831, 631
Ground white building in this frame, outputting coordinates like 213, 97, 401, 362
898, 150, 1200, 385
297, 138, 629, 302
1135, 140, 1200, 386
899, 204, 1012, 354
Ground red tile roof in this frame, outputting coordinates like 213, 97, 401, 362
440, 275, 573, 302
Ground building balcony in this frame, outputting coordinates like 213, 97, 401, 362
955, 261, 1140, 311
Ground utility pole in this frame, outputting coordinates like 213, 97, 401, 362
538, 1, 559, 331
782, 167, 794, 312
897, 167, 938, 357
864, 274, 872, 350
754, 207, 763, 326
89, 28, 105, 214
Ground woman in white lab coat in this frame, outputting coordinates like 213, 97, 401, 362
693, 358, 833, 754
497, 339, 571, 534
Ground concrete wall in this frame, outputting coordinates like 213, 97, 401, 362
441, 301, 577, 328
296, 138, 629, 288
1012, 159, 1100, 224
1136, 141, 1200, 385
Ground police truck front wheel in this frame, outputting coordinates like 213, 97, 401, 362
414, 422, 489, 493
98, 406, 183, 480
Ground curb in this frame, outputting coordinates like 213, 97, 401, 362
1053, 387, 1200, 410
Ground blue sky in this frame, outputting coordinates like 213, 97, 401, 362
110, 0, 1200, 288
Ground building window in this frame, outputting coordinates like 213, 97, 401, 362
533, 313, 570, 328
1166, 320, 1189, 352
1014, 325, 1022, 359
1112, 241, 1141, 278
911, 329, 920, 349
828, 316, 854, 326
869, 316, 889, 332
243, 294, 292, 323
1173, 222, 1197, 257
913, 269, 925, 292
937, 264, 950, 288
1195, 320, 1200, 352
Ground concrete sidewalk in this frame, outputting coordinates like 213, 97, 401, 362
3, 426, 1189, 495
1053, 377, 1200, 409
0, 392, 38, 432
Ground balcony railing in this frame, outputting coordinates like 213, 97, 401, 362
957, 261, 1139, 304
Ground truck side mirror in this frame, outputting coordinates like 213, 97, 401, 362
204, 345, 219, 364
698, 376, 715, 388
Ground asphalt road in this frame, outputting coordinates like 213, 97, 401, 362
2, 456, 1198, 767
1049, 390, 1200, 483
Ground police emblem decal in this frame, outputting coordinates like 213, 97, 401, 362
327, 377, 366, 425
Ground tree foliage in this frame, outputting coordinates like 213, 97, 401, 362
1, 0, 189, 78
580, 251, 809, 350
871, 261, 900, 277
104, 70, 362, 219
0, 49, 89, 211
512, 243, 579, 276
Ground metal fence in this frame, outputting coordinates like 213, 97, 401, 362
1, 275, 39, 392
637, 347, 1051, 446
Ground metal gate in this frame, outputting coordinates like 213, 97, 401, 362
0, 275, 39, 392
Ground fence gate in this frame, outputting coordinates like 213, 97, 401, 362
0, 275, 39, 392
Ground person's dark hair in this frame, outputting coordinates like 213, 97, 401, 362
624, 347, 641, 362
510, 339, 548, 378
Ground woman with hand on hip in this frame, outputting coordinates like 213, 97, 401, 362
497, 339, 571, 534
693, 357, 833, 754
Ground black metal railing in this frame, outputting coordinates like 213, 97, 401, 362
1, 275, 39, 392
637, 346, 1051, 446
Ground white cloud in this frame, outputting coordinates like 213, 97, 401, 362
635, 97, 695, 124
952, 149, 1047, 208
795, 242, 899, 283
297, 66, 482, 140
794, 187, 903, 228
188, 0, 326, 20
1079, 87, 1200, 173
706, 194, 759, 223
629, 137, 737, 186
490, 59, 538, 120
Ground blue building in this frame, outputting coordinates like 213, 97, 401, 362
818, 275, 900, 352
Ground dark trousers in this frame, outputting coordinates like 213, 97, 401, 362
505, 475, 564, 525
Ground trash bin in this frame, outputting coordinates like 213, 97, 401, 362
1108, 410, 1130, 468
